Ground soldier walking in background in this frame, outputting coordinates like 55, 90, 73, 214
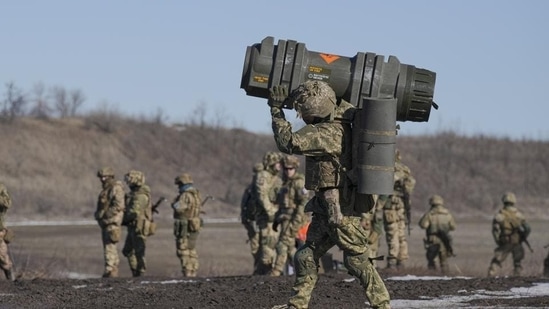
379, 150, 416, 270
95, 167, 126, 278
240, 162, 263, 274
270, 155, 309, 277
254, 151, 283, 275
269, 81, 391, 309
0, 183, 15, 281
488, 192, 531, 277
171, 173, 203, 277
122, 170, 153, 277
418, 195, 456, 273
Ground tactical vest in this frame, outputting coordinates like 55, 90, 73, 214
426, 207, 453, 235
499, 207, 522, 244
277, 173, 306, 210
174, 188, 201, 220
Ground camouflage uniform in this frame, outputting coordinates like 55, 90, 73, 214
95, 167, 125, 278
418, 195, 456, 273
240, 163, 263, 273
172, 173, 203, 277
488, 192, 531, 277
380, 152, 415, 269
270, 81, 390, 309
360, 205, 384, 266
254, 152, 283, 275
0, 183, 14, 281
122, 170, 153, 277
270, 155, 309, 277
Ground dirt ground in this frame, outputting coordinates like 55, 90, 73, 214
2, 220, 549, 308
0, 272, 548, 308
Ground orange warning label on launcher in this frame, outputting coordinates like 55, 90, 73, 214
319, 54, 340, 64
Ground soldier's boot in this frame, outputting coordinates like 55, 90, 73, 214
396, 259, 406, 270
103, 268, 119, 278
386, 258, 397, 270
487, 261, 499, 277
4, 269, 14, 281
513, 265, 522, 277
132, 270, 141, 277
544, 258, 549, 277
269, 269, 282, 277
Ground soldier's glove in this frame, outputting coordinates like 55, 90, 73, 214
327, 202, 344, 226
268, 85, 289, 108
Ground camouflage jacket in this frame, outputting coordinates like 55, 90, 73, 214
123, 185, 152, 226
276, 172, 308, 224
418, 205, 456, 236
271, 100, 354, 190
492, 205, 530, 245
172, 186, 202, 220
254, 169, 282, 221
95, 179, 125, 227
0, 183, 12, 231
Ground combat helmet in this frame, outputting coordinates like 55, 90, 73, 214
283, 155, 300, 169
174, 173, 193, 185
263, 151, 281, 168
97, 167, 115, 178
501, 192, 516, 205
125, 170, 145, 187
291, 80, 336, 121
429, 194, 444, 206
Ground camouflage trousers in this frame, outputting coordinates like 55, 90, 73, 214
288, 214, 391, 309
0, 230, 12, 272
242, 220, 260, 272
122, 227, 147, 276
424, 239, 450, 272
488, 242, 525, 276
256, 216, 279, 275
101, 225, 122, 276
174, 219, 200, 277
383, 219, 408, 267
272, 219, 300, 276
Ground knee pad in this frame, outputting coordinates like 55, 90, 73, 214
294, 244, 317, 276
344, 253, 369, 278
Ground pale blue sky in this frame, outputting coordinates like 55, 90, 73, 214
1, 1, 547, 139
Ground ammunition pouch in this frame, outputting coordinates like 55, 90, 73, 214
3, 228, 14, 244
383, 209, 399, 224
188, 217, 202, 232
106, 224, 121, 243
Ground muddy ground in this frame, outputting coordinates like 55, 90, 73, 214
1, 272, 549, 308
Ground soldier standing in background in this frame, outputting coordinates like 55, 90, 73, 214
488, 192, 531, 277
254, 151, 283, 275
380, 150, 416, 270
95, 167, 125, 278
0, 183, 15, 281
172, 173, 203, 277
360, 208, 384, 267
240, 162, 263, 274
269, 80, 390, 309
270, 155, 309, 277
122, 170, 153, 277
418, 195, 456, 273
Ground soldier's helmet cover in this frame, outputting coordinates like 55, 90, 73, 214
263, 151, 281, 168
291, 80, 336, 120
97, 167, 115, 178
501, 192, 516, 205
174, 173, 193, 185
429, 194, 444, 206
125, 170, 145, 187
283, 155, 300, 169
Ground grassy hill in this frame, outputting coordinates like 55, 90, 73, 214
1, 114, 548, 222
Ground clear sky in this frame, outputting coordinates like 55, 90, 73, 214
1, 1, 547, 140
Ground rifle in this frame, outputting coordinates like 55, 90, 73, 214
200, 195, 214, 214
518, 226, 534, 253
403, 191, 411, 235
152, 197, 167, 214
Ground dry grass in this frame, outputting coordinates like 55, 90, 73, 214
7, 219, 548, 279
